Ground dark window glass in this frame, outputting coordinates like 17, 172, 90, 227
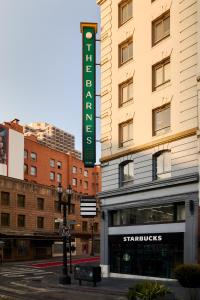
1, 213, 10, 226
1, 192, 10, 206
17, 194, 25, 208
109, 202, 185, 226
54, 201, 60, 212
37, 198, 44, 210
119, 0, 132, 26
37, 217, 44, 229
18, 215, 25, 227
152, 11, 170, 46
82, 221, 88, 232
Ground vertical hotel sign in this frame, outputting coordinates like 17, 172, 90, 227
81, 23, 97, 168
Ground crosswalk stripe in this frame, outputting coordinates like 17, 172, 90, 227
0, 285, 26, 295
11, 282, 48, 292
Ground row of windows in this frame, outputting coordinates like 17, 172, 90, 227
119, 103, 170, 147
119, 0, 169, 46
72, 178, 88, 189
25, 151, 62, 169
0, 213, 99, 232
119, 56, 170, 109
120, 150, 171, 187
72, 166, 88, 177
0, 193, 76, 214
0, 213, 44, 228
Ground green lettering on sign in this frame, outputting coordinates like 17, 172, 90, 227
81, 23, 97, 168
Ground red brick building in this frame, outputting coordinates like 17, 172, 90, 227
0, 120, 101, 261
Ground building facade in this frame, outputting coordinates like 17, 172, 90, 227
97, 0, 200, 278
0, 120, 101, 261
24, 122, 81, 159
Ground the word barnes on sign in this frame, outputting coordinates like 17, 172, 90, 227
80, 23, 97, 168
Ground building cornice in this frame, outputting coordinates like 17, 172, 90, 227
98, 173, 199, 200
100, 128, 198, 163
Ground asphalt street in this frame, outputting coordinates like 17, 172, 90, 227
0, 258, 186, 300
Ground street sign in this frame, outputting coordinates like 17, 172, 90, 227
80, 22, 98, 168
80, 196, 97, 217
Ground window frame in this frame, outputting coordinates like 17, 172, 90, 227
1, 192, 10, 206
152, 10, 170, 46
119, 78, 133, 107
120, 160, 134, 187
37, 197, 44, 210
1, 213, 10, 226
119, 119, 133, 148
118, 0, 133, 27
152, 57, 170, 91
17, 194, 25, 208
37, 216, 44, 229
119, 38, 133, 66
153, 150, 171, 180
30, 152, 37, 161
152, 103, 170, 136
30, 166, 37, 176
17, 214, 26, 227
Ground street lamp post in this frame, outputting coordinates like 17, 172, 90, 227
57, 183, 72, 285
90, 218, 94, 256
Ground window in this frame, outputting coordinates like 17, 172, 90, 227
30, 152, 37, 161
70, 204, 75, 214
54, 201, 60, 212
24, 164, 28, 174
84, 170, 88, 177
152, 11, 170, 46
30, 166, 37, 176
37, 198, 44, 210
54, 218, 60, 230
120, 161, 134, 186
18, 215, 25, 227
80, 168, 82, 174
119, 38, 133, 66
37, 216, 44, 229
1, 213, 10, 226
119, 78, 133, 106
152, 57, 170, 91
84, 181, 88, 190
153, 104, 170, 136
119, 119, 133, 147
57, 161, 62, 169
109, 202, 185, 226
72, 166, 77, 174
80, 180, 82, 186
82, 221, 88, 232
119, 0, 132, 26
24, 150, 28, 159
153, 150, 171, 180
50, 159, 55, 167
57, 173, 62, 183
50, 171, 55, 181
1, 192, 10, 206
94, 222, 99, 232
17, 194, 25, 208
72, 178, 77, 186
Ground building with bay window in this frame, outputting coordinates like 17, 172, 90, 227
97, 0, 200, 279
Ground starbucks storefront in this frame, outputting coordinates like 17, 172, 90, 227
109, 233, 184, 278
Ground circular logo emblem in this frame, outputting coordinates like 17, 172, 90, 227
86, 32, 93, 39
123, 253, 130, 262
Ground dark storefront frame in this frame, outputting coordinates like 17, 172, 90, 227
109, 233, 184, 278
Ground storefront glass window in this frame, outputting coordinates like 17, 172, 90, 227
109, 202, 185, 226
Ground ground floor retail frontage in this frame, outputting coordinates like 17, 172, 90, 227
99, 173, 199, 279
109, 233, 183, 278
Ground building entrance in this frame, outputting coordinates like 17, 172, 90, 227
109, 233, 183, 278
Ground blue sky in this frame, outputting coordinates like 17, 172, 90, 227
0, 0, 100, 159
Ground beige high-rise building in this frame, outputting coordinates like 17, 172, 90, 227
97, 0, 200, 279
24, 122, 81, 159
